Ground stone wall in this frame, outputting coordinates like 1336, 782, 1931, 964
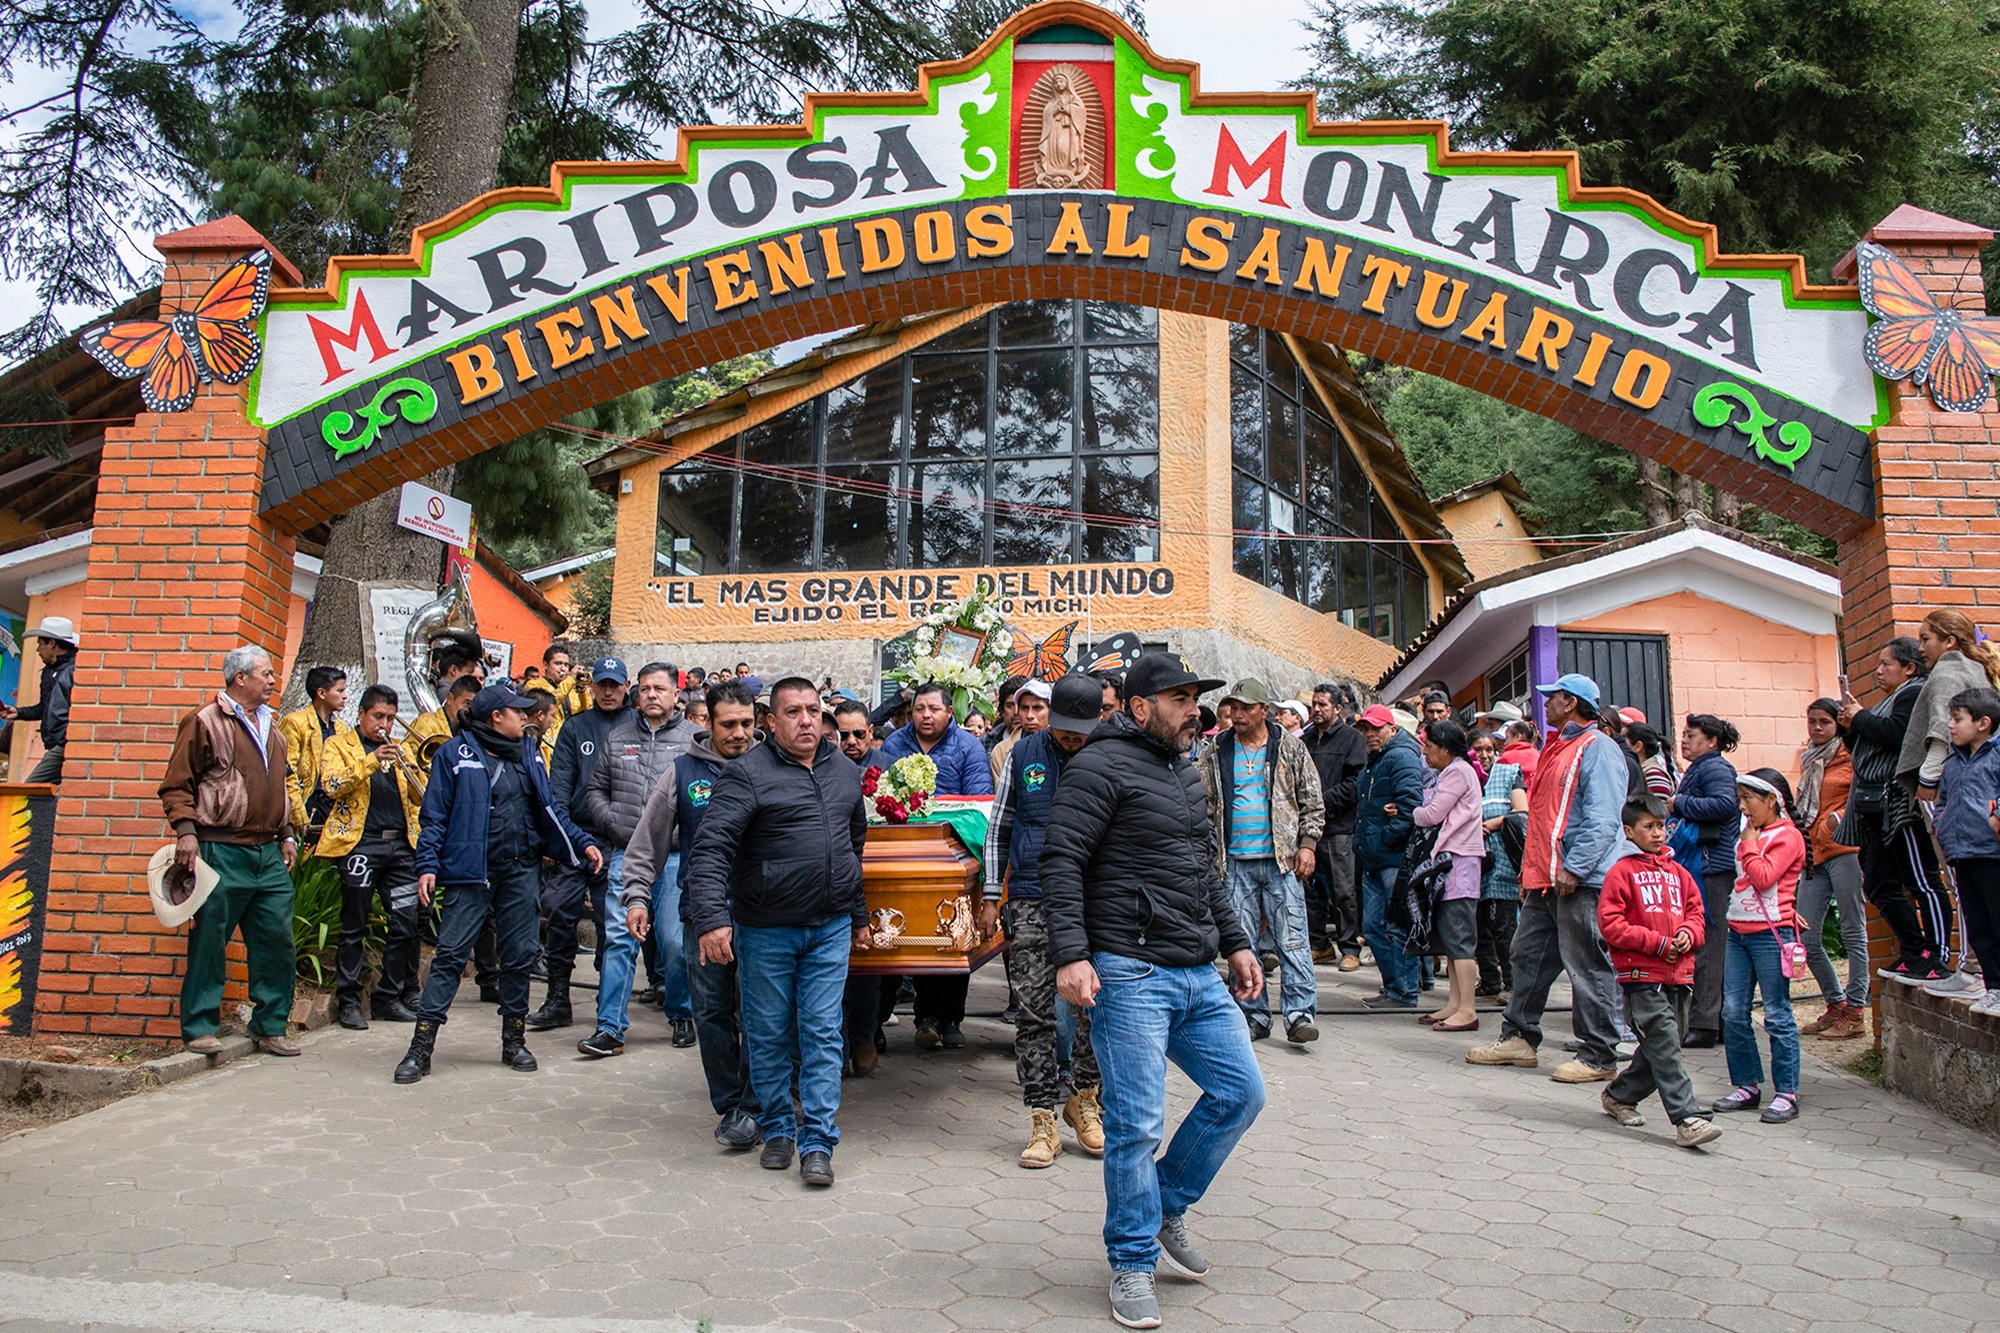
1879, 986, 2000, 1138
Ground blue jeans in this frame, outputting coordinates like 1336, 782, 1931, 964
1227, 857, 1317, 1026
1723, 927, 1800, 1095
736, 917, 851, 1157
1360, 865, 1418, 1003
599, 849, 691, 1034
1088, 952, 1267, 1272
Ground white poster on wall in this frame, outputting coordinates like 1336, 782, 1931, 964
362, 584, 439, 716
485, 640, 514, 681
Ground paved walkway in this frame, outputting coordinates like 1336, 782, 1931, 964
2, 965, 1997, 1332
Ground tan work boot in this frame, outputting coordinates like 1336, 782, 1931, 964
1020, 1108, 1062, 1169
1466, 1035, 1538, 1067
1064, 1086, 1106, 1157
1822, 1004, 1868, 1040
1800, 1003, 1844, 1036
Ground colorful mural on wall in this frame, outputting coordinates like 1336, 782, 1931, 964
0, 789, 55, 1036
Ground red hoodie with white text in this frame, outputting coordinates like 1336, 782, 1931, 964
1598, 839, 1706, 985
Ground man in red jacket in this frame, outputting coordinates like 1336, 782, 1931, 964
1597, 796, 1721, 1149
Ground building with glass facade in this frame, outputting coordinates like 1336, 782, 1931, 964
587, 302, 1470, 693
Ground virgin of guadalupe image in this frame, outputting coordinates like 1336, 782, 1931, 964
1038, 71, 1090, 185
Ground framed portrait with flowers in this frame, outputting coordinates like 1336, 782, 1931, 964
934, 626, 987, 669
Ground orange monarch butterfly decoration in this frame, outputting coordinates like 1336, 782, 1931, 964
1855, 241, 2000, 414
1006, 621, 1077, 682
78, 249, 272, 414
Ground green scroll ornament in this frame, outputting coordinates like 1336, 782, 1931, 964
1691, 381, 1813, 471
320, 378, 439, 460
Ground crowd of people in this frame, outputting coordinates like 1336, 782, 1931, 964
147, 609, 2000, 1331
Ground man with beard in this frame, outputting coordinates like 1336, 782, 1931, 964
1043, 653, 1266, 1330
622, 681, 763, 1148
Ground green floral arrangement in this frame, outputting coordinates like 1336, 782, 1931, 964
888, 584, 1013, 721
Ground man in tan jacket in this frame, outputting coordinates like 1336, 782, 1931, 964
158, 645, 300, 1057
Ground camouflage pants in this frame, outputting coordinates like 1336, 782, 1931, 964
1009, 898, 1097, 1110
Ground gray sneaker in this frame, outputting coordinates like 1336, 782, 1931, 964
1157, 1213, 1210, 1279
1110, 1270, 1161, 1329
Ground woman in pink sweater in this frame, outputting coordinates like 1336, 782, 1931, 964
1412, 720, 1488, 1031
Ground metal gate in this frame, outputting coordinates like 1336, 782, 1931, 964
1558, 633, 1672, 732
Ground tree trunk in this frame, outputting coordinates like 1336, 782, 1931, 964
1638, 459, 1672, 528
1670, 470, 1701, 519
285, 0, 526, 710
1713, 488, 1743, 529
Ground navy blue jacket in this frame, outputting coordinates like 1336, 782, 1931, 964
1674, 749, 1741, 878
1936, 738, 2000, 863
415, 732, 598, 884
1355, 730, 1426, 873
879, 719, 994, 797
985, 729, 1070, 902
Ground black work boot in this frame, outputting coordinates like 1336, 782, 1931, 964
525, 965, 572, 1031
394, 1020, 437, 1084
500, 1015, 538, 1072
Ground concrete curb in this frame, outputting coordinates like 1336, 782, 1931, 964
2, 1029, 308, 1111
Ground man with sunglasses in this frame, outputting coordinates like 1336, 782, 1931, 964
833, 699, 883, 770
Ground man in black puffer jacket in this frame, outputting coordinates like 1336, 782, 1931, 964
1041, 653, 1267, 1332
682, 676, 870, 1190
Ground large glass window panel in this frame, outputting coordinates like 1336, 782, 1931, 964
998, 300, 1073, 346
1265, 389, 1300, 500
1272, 537, 1303, 604
1081, 345, 1158, 453
1402, 555, 1429, 643
1265, 331, 1302, 392
737, 472, 815, 573
910, 354, 986, 459
1084, 303, 1156, 343
1304, 409, 1337, 517
995, 349, 1072, 455
993, 457, 1075, 563
1338, 540, 1369, 631
1233, 472, 1266, 582
1369, 543, 1400, 641
824, 366, 902, 464
656, 466, 734, 576
1230, 371, 1262, 474
1306, 511, 1337, 613
908, 462, 984, 567
1082, 454, 1159, 562
927, 314, 991, 352
820, 464, 898, 570
1338, 447, 1369, 538
741, 401, 813, 466
1229, 322, 1259, 371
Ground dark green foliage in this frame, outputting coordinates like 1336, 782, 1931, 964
565, 560, 614, 637
1303, 0, 2000, 291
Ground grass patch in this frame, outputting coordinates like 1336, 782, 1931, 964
1845, 1046, 1884, 1086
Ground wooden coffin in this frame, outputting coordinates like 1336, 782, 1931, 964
851, 822, 1005, 975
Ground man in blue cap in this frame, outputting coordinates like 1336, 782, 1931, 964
395, 682, 602, 1083
1466, 672, 1626, 1083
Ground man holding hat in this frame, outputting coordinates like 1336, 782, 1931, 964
395, 681, 601, 1083
528, 656, 629, 1031
1042, 652, 1266, 1330
158, 645, 300, 1057
1467, 672, 1627, 1083
982, 673, 1110, 1169
2, 615, 79, 784
1198, 679, 1325, 1044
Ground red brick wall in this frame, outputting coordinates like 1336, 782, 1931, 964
35, 225, 296, 1039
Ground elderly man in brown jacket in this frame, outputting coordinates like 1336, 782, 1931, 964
158, 645, 301, 1057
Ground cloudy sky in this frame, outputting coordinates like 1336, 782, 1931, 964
0, 1, 1324, 360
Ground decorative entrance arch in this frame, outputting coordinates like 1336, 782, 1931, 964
38, 2, 1999, 1037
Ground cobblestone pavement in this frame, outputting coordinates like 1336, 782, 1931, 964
2, 964, 1997, 1332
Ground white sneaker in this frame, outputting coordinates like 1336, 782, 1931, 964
1970, 990, 2000, 1018
1922, 969, 1986, 1000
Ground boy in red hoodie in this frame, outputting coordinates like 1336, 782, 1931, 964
1598, 796, 1722, 1149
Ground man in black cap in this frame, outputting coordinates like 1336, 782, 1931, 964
1042, 653, 1266, 1330
527, 656, 629, 1030
395, 682, 601, 1083
983, 673, 1107, 1170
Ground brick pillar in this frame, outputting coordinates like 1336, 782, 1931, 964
1833, 205, 1998, 1038
35, 219, 301, 1040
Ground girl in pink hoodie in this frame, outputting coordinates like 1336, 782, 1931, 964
1712, 769, 1808, 1125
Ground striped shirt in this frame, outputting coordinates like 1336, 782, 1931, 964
1228, 744, 1274, 859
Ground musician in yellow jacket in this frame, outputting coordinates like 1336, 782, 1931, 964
318, 683, 427, 1029
279, 666, 351, 844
